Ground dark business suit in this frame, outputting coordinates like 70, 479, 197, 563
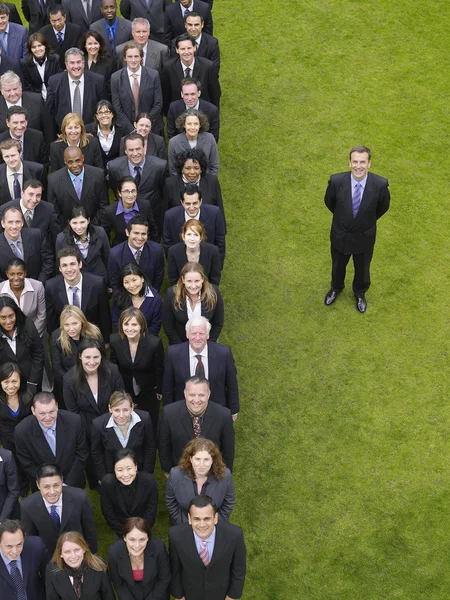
325, 170, 390, 295
98, 198, 159, 245
49, 328, 80, 407
5, 3, 23, 25
0, 91, 55, 144
38, 23, 83, 68
85, 122, 132, 168
119, 131, 167, 161
49, 137, 103, 172
0, 128, 49, 168
20, 55, 62, 94
0, 447, 19, 521
0, 320, 44, 386
0, 536, 47, 600
46, 70, 106, 130
45, 271, 112, 339
46, 563, 115, 600
22, 0, 58, 33
164, 0, 212, 47
111, 66, 163, 135
112, 290, 162, 334
108, 537, 170, 600
3, 22, 28, 61
116, 38, 169, 73
169, 521, 246, 600
161, 56, 220, 114
91, 408, 156, 480
108, 238, 165, 291
158, 400, 235, 473
162, 341, 239, 414
90, 17, 132, 55
62, 0, 102, 33
167, 97, 219, 141
171, 31, 219, 73
20, 486, 98, 555
55, 225, 110, 282
0, 228, 54, 283
0, 161, 46, 206
120, 0, 168, 43
168, 242, 221, 285
14, 410, 88, 488
47, 165, 109, 227
163, 173, 224, 219
0, 54, 23, 83
0, 198, 61, 248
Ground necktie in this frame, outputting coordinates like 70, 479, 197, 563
70, 286, 81, 308
56, 31, 64, 48
134, 165, 141, 187
185, 67, 191, 78
135, 248, 142, 264
131, 73, 139, 118
13, 173, 21, 199
50, 504, 61, 527
195, 354, 205, 378
193, 416, 201, 437
10, 242, 23, 260
39, 0, 46, 14
0, 32, 7, 55
183, 8, 190, 18
46, 427, 56, 455
84, 0, 91, 21
107, 26, 115, 52
73, 176, 82, 199
199, 540, 210, 566
9, 561, 26, 600
352, 182, 362, 218
24, 210, 32, 227
72, 80, 82, 116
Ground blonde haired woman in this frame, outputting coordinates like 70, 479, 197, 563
49, 112, 103, 172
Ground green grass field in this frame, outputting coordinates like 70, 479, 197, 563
13, 0, 450, 597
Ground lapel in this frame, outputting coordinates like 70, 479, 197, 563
180, 402, 194, 437
139, 159, 152, 187
57, 278, 69, 310
85, 238, 96, 264
55, 413, 67, 461
80, 167, 94, 200
75, 0, 89, 30
208, 523, 228, 567
116, 543, 135, 588
34, 493, 60, 533
133, 337, 147, 366
121, 68, 134, 103
138, 67, 150, 103
7, 26, 17, 57
199, 206, 209, 227
61, 169, 80, 202
206, 341, 217, 378
56, 569, 80, 600
139, 0, 151, 10
341, 173, 354, 222
60, 487, 73, 530
114, 479, 128, 515
80, 376, 101, 414
142, 543, 157, 586
200, 404, 214, 438
81, 274, 92, 312
145, 42, 157, 68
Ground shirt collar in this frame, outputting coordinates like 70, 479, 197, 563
68, 168, 85, 183
193, 527, 216, 546
38, 420, 56, 435
42, 495, 63, 510
189, 344, 207, 359
127, 67, 142, 78
105, 17, 118, 29
128, 159, 145, 173
68, 74, 84, 85
2, 278, 34, 295
0, 549, 22, 569
116, 199, 138, 215
106, 410, 142, 429
1, 328, 17, 341
4, 232, 22, 245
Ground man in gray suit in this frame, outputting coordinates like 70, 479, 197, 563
116, 18, 169, 73
90, 0, 132, 56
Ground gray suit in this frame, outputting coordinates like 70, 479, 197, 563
168, 131, 219, 176
0, 448, 19, 521
0, 278, 46, 337
90, 17, 133, 55
116, 39, 170, 73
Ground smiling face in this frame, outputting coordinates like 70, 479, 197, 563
85, 35, 100, 58
185, 15, 203, 40
123, 275, 144, 297
31, 40, 46, 59
182, 158, 202, 182
182, 225, 201, 250
69, 215, 89, 238
0, 370, 20, 397
182, 192, 202, 218
65, 53, 84, 80
1, 209, 23, 240
59, 255, 82, 285
0, 530, 24, 561
134, 117, 151, 138
80, 347, 102, 375
61, 541, 85, 569
124, 527, 148, 558
7, 113, 27, 138
349, 151, 371, 181
126, 223, 148, 250
110, 399, 133, 426
62, 316, 82, 339
182, 270, 203, 299
64, 147, 84, 175
122, 316, 141, 341
124, 47, 142, 72
21, 185, 42, 210
100, 0, 116, 22
96, 105, 113, 127
184, 380, 210, 415
132, 23, 150, 46
32, 399, 58, 428
124, 138, 145, 166
119, 181, 138, 209
176, 39, 195, 66
187, 323, 208, 353
190, 449, 213, 478
184, 115, 200, 140
64, 119, 82, 145
114, 456, 137, 485
188, 504, 218, 539
37, 475, 63, 504
6, 264, 26, 291
0, 307, 16, 333
1, 81, 22, 104
1, 146, 21, 172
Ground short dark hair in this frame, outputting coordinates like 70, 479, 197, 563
185, 375, 210, 390
114, 448, 137, 466
186, 11, 203, 22
188, 494, 217, 513
181, 77, 201, 92
57, 246, 83, 266
33, 391, 57, 407
118, 176, 137, 192
6, 257, 25, 271
181, 183, 202, 202
23, 179, 43, 192
1, 205, 23, 222
176, 33, 195, 48
349, 145, 371, 161
126, 215, 149, 233
123, 517, 151, 539
6, 106, 28, 121
48, 4, 65, 17
124, 132, 145, 148
37, 463, 62, 482
0, 3, 10, 16
0, 520, 23, 542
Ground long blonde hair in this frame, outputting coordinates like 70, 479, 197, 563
58, 306, 102, 355
51, 531, 106, 572
58, 113, 91, 148
173, 262, 217, 312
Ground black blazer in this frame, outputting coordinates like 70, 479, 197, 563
158, 400, 235, 473
119, 131, 167, 161
0, 319, 44, 385
63, 362, 125, 437
87, 55, 117, 100
0, 199, 61, 247
85, 122, 132, 168
45, 271, 112, 340
98, 198, 159, 245
49, 328, 79, 387
0, 230, 54, 285
0, 536, 47, 600
20, 55, 62, 93
55, 225, 110, 282
22, 0, 58, 32
0, 91, 56, 144
91, 408, 156, 480
167, 97, 220, 141
46, 563, 115, 600
108, 538, 170, 600
14, 410, 88, 487
167, 242, 221, 285
100, 471, 158, 536
163, 173, 225, 226
162, 284, 224, 345
107, 239, 165, 292
163, 0, 213, 46
38, 23, 83, 68
0, 160, 47, 206
49, 137, 104, 172
0, 447, 19, 521
62, 0, 103, 33
0, 128, 49, 168
0, 393, 32, 451
119, 0, 168, 37
21, 486, 98, 555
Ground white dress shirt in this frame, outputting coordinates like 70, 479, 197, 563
43, 495, 63, 519
64, 275, 83, 306
6, 166, 23, 199
189, 344, 209, 379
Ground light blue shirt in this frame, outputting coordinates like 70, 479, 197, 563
0, 549, 24, 578
351, 174, 368, 196
68, 167, 85, 188
193, 527, 216, 560
106, 410, 141, 447
128, 159, 145, 176
38, 421, 57, 454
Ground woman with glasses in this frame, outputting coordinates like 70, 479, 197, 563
86, 100, 132, 168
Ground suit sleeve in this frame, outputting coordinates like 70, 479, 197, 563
45, 282, 59, 334
47, 176, 65, 229
49, 143, 61, 173
37, 135, 50, 170
207, 66, 221, 108
21, 29, 28, 59
90, 420, 107, 481
209, 288, 224, 342
100, 480, 124, 536
144, 476, 158, 528
81, 492, 98, 553
0, 453, 19, 521
225, 348, 240, 415
107, 251, 120, 291
14, 426, 39, 481
119, 0, 131, 20
163, 10, 174, 48
38, 234, 55, 283
49, 207, 63, 248
218, 471, 235, 522
227, 529, 247, 599
152, 244, 165, 292
111, 75, 134, 131
168, 138, 179, 177
45, 565, 62, 600
220, 411, 235, 472
46, 77, 57, 119
26, 321, 45, 386
206, 137, 219, 176
34, 283, 47, 338
153, 336, 164, 394
210, 40, 220, 75
143, 202, 159, 243
166, 104, 177, 139
167, 247, 179, 286
376, 179, 390, 219
208, 245, 222, 286
151, 541, 171, 600
91, 138, 104, 170
214, 210, 226, 268
165, 471, 184, 524
161, 350, 175, 405
209, 106, 220, 142
108, 549, 137, 600
162, 289, 183, 345
63, 373, 81, 414
158, 410, 174, 474
64, 416, 88, 486
161, 64, 171, 116
148, 72, 163, 125
169, 531, 185, 600
141, 414, 156, 474
50, 335, 66, 385
100, 571, 116, 600
21, 0, 30, 22
324, 177, 337, 213
97, 279, 112, 342
99, 228, 111, 279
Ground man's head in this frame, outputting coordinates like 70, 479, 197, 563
184, 376, 210, 415
181, 184, 202, 218
188, 494, 218, 539
57, 247, 83, 285
125, 215, 149, 250
64, 146, 84, 175
123, 42, 143, 73
176, 34, 196, 66
21, 179, 43, 210
0, 72, 22, 105
131, 18, 150, 46
0, 3, 10, 33
179, 0, 193, 8
124, 133, 145, 166
185, 12, 204, 40
31, 392, 58, 429
65, 48, 85, 80
180, 78, 201, 107
48, 5, 66, 32
0, 139, 22, 172
36, 464, 63, 504
349, 145, 371, 182
6, 106, 28, 139
0, 521, 25, 560
1, 207, 23, 240
185, 316, 210, 353
100, 0, 117, 23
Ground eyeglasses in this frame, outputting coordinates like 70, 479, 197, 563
97, 110, 112, 116
121, 189, 137, 196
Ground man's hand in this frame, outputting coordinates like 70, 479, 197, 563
157, 393, 162, 401
232, 413, 238, 422
165, 472, 169, 479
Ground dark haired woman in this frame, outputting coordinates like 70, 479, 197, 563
86, 100, 132, 168
79, 30, 116, 96
20, 32, 62, 99
119, 112, 167, 160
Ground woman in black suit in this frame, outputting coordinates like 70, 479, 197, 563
163, 262, 224, 345
110, 307, 163, 436
79, 31, 116, 98
86, 101, 132, 168
119, 112, 167, 160
108, 517, 170, 600
55, 206, 110, 283
100, 449, 158, 537
91, 390, 156, 482
167, 218, 222, 285
20, 33, 62, 99
49, 113, 103, 172
46, 531, 114, 600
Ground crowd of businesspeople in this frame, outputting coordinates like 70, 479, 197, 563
0, 0, 248, 598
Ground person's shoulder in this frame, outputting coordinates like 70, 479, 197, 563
163, 399, 185, 416
108, 155, 127, 170
83, 164, 105, 178
85, 69, 104, 84
217, 520, 243, 539
91, 411, 110, 430
58, 408, 81, 423
145, 154, 167, 169
206, 400, 231, 418
367, 171, 389, 186
165, 205, 183, 218
9, 21, 27, 34
82, 270, 104, 287
195, 55, 214, 70
45, 274, 64, 291
146, 239, 164, 252
147, 536, 167, 554
329, 171, 349, 183
202, 203, 220, 216
14, 412, 36, 433
24, 535, 47, 553
21, 226, 41, 241
169, 521, 191, 541
62, 484, 88, 501
167, 340, 188, 356
101, 473, 117, 487
20, 489, 42, 508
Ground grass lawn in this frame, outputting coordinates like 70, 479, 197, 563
13, 0, 450, 597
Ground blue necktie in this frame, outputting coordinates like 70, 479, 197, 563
0, 32, 8, 55
56, 31, 63, 48
9, 561, 26, 600
50, 505, 61, 527
46, 427, 56, 455
73, 176, 82, 199
352, 182, 362, 217
13, 173, 21, 199
183, 8, 189, 19
107, 26, 115, 52
10, 241, 23, 260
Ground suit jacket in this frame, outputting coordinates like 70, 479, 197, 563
0, 127, 49, 168
0, 393, 32, 450
3, 22, 28, 61
55, 225, 110, 282
98, 197, 159, 245
108, 537, 170, 600
163, 204, 225, 265
0, 53, 23, 84
162, 341, 239, 413
168, 131, 219, 176
170, 31, 219, 73
161, 56, 221, 114
0, 91, 55, 144
85, 122, 132, 168
47, 164, 109, 227
166, 466, 234, 524
0, 447, 19, 521
14, 410, 88, 487
158, 400, 235, 473
120, 0, 168, 36
0, 161, 47, 206
167, 241, 221, 285
0, 277, 46, 337
163, 173, 225, 222
49, 137, 103, 172
20, 55, 62, 95
0, 228, 54, 283
112, 290, 162, 334
45, 271, 112, 339
0, 318, 44, 384
169, 521, 246, 600
22, 0, 58, 32
167, 97, 219, 141
0, 198, 61, 247
111, 66, 163, 134
91, 408, 156, 480
20, 486, 98, 555
0, 536, 47, 600
119, 131, 167, 161
100, 471, 158, 535
5, 3, 23, 25
90, 17, 132, 55
49, 327, 78, 385
164, 0, 212, 47
62, 0, 103, 33
46, 70, 106, 129
38, 23, 82, 68
46, 563, 115, 600
63, 361, 125, 436
108, 239, 165, 291
325, 171, 390, 255
116, 38, 169, 73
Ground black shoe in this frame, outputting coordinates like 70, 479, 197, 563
355, 295, 367, 313
324, 289, 340, 306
